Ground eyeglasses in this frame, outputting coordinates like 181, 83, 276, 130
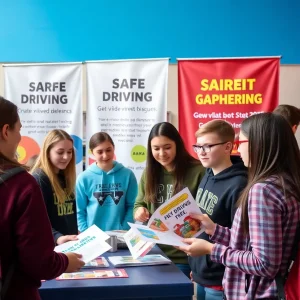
234, 140, 249, 147
192, 142, 228, 154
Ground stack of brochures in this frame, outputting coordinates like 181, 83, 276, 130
81, 257, 109, 269
108, 254, 172, 267
57, 269, 128, 280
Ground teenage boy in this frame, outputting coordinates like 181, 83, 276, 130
273, 104, 300, 134
189, 119, 248, 300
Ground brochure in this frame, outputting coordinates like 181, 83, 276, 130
56, 269, 128, 280
81, 257, 109, 269
123, 229, 155, 259
54, 225, 111, 263
108, 254, 171, 267
124, 187, 203, 258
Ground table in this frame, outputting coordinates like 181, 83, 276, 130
39, 247, 194, 300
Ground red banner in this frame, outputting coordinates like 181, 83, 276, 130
178, 57, 279, 156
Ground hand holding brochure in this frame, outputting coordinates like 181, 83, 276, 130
54, 225, 111, 263
124, 187, 203, 258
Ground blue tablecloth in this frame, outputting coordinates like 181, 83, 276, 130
39, 247, 194, 300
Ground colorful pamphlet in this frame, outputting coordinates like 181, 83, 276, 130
124, 187, 204, 258
56, 269, 128, 280
54, 225, 111, 263
108, 254, 172, 267
123, 229, 155, 259
81, 257, 109, 269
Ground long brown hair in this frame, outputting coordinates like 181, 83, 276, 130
145, 122, 200, 203
237, 113, 300, 234
31, 130, 76, 203
89, 132, 114, 151
0, 96, 22, 174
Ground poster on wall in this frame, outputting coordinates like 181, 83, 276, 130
178, 57, 280, 156
86, 58, 168, 181
3, 63, 83, 173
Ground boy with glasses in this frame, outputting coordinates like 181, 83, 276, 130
189, 119, 248, 300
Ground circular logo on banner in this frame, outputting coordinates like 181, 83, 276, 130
17, 136, 40, 164
70, 135, 83, 164
131, 145, 147, 163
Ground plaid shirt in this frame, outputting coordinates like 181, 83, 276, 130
211, 179, 300, 300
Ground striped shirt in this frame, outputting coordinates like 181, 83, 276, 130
211, 179, 300, 300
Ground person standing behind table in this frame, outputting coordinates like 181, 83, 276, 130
178, 113, 300, 300
133, 122, 206, 278
31, 129, 78, 245
189, 120, 248, 300
273, 104, 300, 134
76, 132, 137, 232
0, 96, 84, 300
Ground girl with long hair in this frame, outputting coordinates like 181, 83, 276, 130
31, 129, 78, 245
0, 96, 83, 300
178, 113, 300, 299
133, 122, 205, 277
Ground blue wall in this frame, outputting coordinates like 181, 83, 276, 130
1, 0, 299, 64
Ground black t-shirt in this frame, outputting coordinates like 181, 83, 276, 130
32, 168, 78, 243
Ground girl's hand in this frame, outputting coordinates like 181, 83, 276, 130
65, 253, 85, 272
177, 238, 214, 257
134, 207, 150, 223
57, 235, 78, 245
190, 213, 217, 236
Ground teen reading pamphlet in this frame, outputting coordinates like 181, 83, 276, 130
124, 187, 203, 258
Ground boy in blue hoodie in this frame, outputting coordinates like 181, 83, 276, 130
76, 132, 137, 232
189, 120, 248, 300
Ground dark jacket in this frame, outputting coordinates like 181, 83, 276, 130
189, 156, 248, 286
0, 169, 68, 300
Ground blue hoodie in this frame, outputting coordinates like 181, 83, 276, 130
76, 161, 137, 232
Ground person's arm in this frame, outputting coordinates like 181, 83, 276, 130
121, 171, 138, 229
76, 177, 89, 232
133, 172, 148, 216
32, 172, 64, 243
15, 179, 68, 280
210, 224, 231, 246
211, 184, 283, 278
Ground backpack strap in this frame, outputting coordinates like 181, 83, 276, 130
0, 167, 26, 185
0, 167, 26, 300
275, 221, 300, 300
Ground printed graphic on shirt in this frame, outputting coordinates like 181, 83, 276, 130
156, 184, 173, 203
93, 182, 124, 206
53, 191, 75, 216
195, 188, 218, 216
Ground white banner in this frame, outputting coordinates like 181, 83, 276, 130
3, 63, 83, 173
86, 59, 168, 180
